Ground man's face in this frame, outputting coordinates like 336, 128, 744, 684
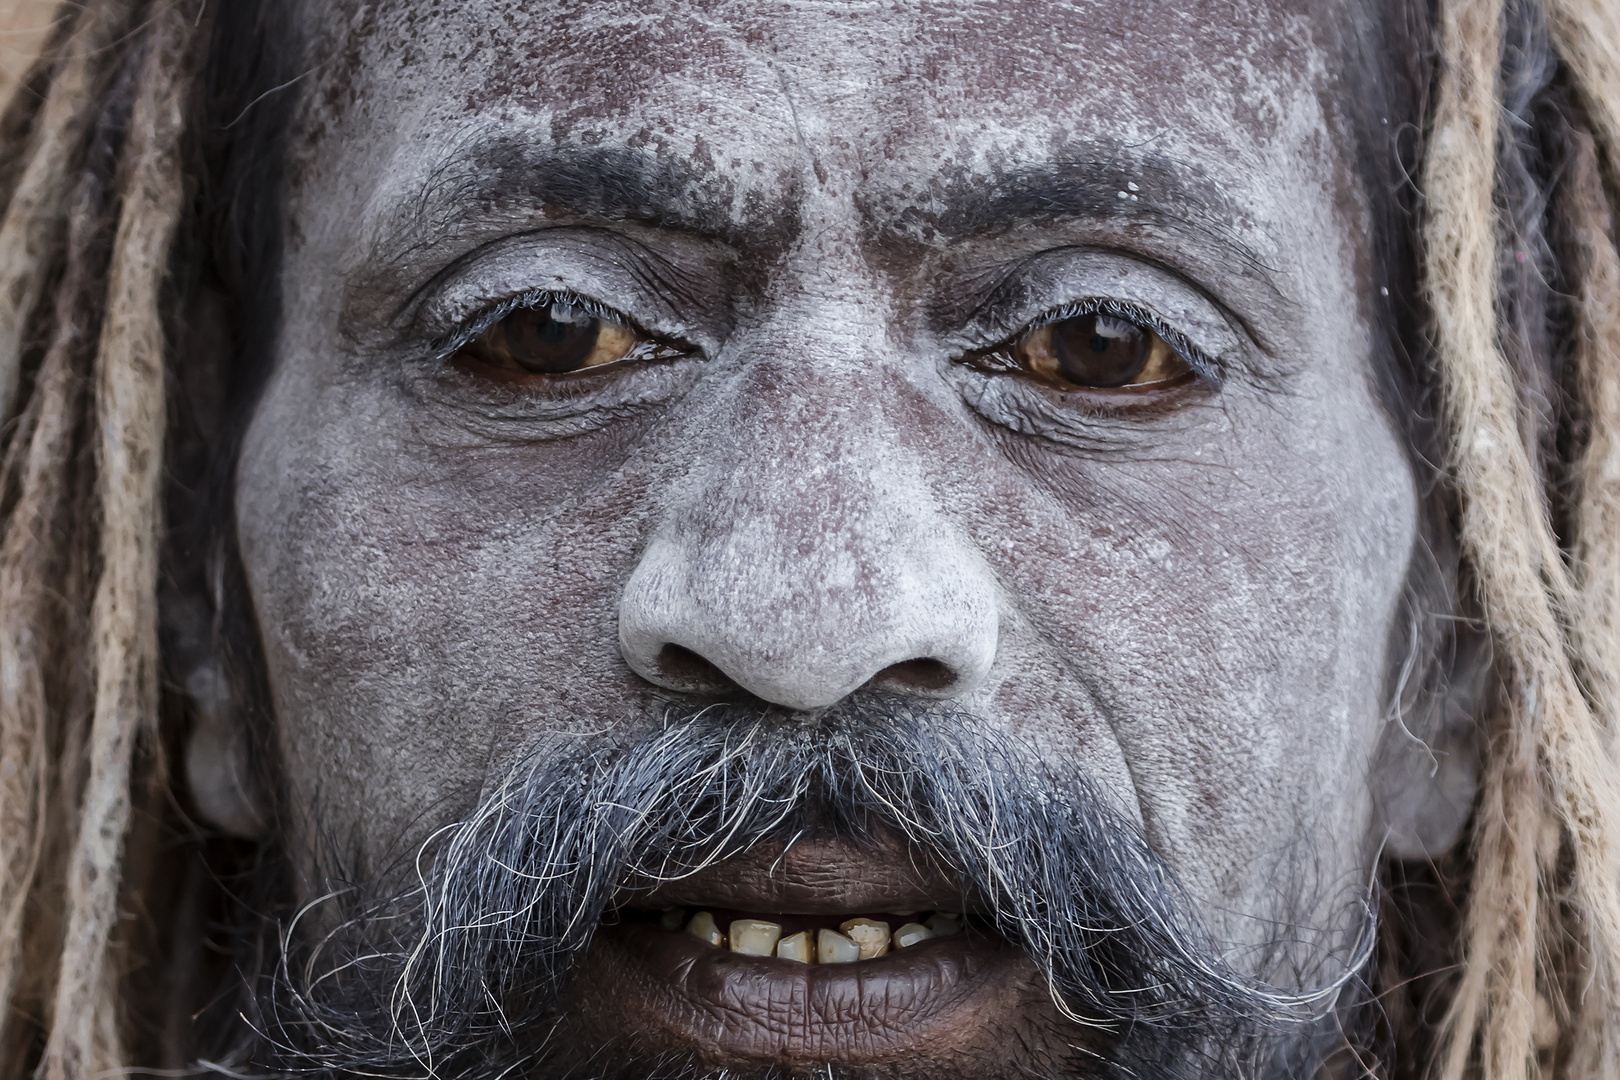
232, 0, 1419, 1074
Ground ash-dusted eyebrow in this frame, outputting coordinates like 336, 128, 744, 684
861, 155, 1280, 286
365, 134, 802, 270
364, 133, 1282, 321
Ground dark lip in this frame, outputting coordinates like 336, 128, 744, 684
631, 836, 977, 915
559, 841, 1045, 1070
576, 918, 1037, 1068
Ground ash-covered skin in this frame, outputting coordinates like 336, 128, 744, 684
224, 0, 1437, 1073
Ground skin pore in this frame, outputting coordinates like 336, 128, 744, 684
207, 0, 1461, 1074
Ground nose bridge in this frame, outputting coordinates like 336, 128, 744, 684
618, 349, 1000, 711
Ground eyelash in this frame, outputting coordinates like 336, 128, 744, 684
432, 288, 679, 364
968, 297, 1217, 382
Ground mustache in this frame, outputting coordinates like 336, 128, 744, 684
248, 698, 1366, 1078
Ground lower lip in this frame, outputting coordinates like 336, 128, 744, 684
572, 917, 1040, 1068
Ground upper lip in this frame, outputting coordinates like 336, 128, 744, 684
631, 835, 974, 914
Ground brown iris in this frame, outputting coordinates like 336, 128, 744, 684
458, 302, 640, 376
1011, 312, 1190, 389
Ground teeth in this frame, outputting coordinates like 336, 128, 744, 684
685, 910, 724, 948
838, 918, 891, 960
892, 922, 933, 949
729, 919, 782, 957
671, 910, 962, 959
776, 930, 813, 963
816, 928, 861, 964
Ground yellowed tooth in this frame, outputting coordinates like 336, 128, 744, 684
776, 930, 813, 963
839, 918, 891, 959
659, 908, 686, 932
926, 912, 961, 937
685, 910, 724, 947
816, 928, 861, 964
892, 922, 933, 949
729, 919, 783, 957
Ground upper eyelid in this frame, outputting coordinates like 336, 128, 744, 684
432, 289, 640, 360
974, 296, 1222, 380
402, 227, 706, 344
950, 247, 1255, 356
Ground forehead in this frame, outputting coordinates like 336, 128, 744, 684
292, 0, 1357, 268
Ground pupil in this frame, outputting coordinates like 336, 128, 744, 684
1053, 314, 1148, 387
507, 305, 600, 373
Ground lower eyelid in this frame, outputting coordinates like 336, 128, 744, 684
952, 351, 1205, 416
418, 348, 709, 435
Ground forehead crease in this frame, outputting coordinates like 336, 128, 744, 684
308, 0, 1331, 127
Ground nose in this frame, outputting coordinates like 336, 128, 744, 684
617, 370, 1000, 712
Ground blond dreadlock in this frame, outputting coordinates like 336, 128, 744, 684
1421, 0, 1620, 1077
0, 0, 194, 1074
0, 0, 1617, 1077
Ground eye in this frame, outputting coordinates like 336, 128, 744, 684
1008, 312, 1192, 389
456, 300, 646, 376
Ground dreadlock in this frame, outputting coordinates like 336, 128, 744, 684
1419, 0, 1620, 1077
0, 0, 1615, 1077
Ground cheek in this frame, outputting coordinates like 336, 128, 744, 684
234, 368, 669, 863
965, 389, 1416, 922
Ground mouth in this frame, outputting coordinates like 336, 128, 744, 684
564, 840, 1062, 1075
643, 905, 967, 962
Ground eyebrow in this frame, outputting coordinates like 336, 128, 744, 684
366, 133, 800, 269
864, 153, 1281, 286
367, 133, 1281, 308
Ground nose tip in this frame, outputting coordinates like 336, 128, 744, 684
617, 536, 999, 712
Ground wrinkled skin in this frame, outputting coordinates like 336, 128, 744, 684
204, 0, 1465, 1074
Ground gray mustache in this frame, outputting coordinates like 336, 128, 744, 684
254, 698, 1361, 1078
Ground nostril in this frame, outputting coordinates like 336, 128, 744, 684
654, 644, 741, 696
869, 658, 957, 695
